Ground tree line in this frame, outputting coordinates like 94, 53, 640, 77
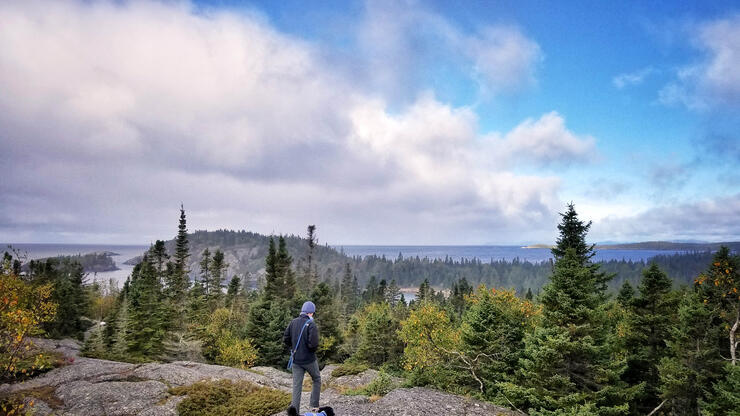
2, 203, 738, 415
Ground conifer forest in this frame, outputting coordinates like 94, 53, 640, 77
2, 203, 739, 415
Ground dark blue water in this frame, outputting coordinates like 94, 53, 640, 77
335, 245, 689, 263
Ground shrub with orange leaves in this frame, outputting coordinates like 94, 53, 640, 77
1, 253, 57, 383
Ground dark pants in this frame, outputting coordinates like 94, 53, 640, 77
291, 359, 321, 411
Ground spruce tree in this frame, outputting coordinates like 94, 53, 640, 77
623, 263, 676, 414
616, 281, 634, 307
263, 238, 280, 300
225, 275, 240, 309
551, 202, 595, 263
126, 257, 167, 360
503, 204, 634, 415
302, 225, 318, 292
150, 240, 169, 282
167, 205, 190, 329
276, 236, 296, 299
199, 248, 211, 296
386, 279, 402, 306
210, 249, 227, 308
702, 364, 740, 416
525, 287, 534, 301
658, 290, 724, 415
311, 282, 341, 362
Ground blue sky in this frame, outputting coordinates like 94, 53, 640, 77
0, 0, 738, 244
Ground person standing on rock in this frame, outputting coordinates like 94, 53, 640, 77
284, 301, 321, 412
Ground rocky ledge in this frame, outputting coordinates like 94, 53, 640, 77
0, 339, 519, 416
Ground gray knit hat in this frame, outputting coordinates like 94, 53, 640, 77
301, 301, 316, 314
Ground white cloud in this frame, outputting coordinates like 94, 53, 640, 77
612, 67, 655, 89
465, 26, 542, 93
659, 14, 740, 110
357, 0, 542, 100
482, 112, 597, 167
0, 0, 564, 244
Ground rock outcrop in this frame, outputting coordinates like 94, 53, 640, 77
0, 339, 520, 416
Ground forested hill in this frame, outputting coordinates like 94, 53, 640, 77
130, 229, 726, 294
597, 241, 740, 251
24, 252, 119, 273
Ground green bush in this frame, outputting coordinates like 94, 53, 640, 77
170, 379, 290, 416
331, 361, 368, 377
363, 371, 395, 397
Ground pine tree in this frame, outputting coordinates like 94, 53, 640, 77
525, 287, 534, 301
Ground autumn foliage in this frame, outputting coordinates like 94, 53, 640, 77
1, 254, 57, 383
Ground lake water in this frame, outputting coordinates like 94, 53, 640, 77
3, 243, 691, 289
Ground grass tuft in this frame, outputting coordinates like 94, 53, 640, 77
169, 379, 290, 416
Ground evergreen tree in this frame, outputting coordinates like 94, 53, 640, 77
551, 202, 595, 263
30, 258, 89, 339
276, 236, 296, 299
364, 276, 379, 303
450, 277, 473, 316
244, 298, 291, 366
702, 364, 740, 416
340, 263, 355, 313
263, 238, 280, 300
503, 205, 634, 415
525, 287, 534, 301
126, 257, 167, 360
353, 302, 403, 367
110, 293, 130, 359
616, 281, 634, 307
167, 205, 190, 329
659, 248, 739, 414
311, 282, 342, 361
199, 248, 212, 296
210, 249, 227, 308
416, 279, 435, 303
225, 275, 240, 309
658, 290, 725, 415
460, 287, 534, 399
301, 225, 318, 292
186, 281, 208, 326
150, 240, 169, 282
623, 263, 676, 414
386, 279, 402, 306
